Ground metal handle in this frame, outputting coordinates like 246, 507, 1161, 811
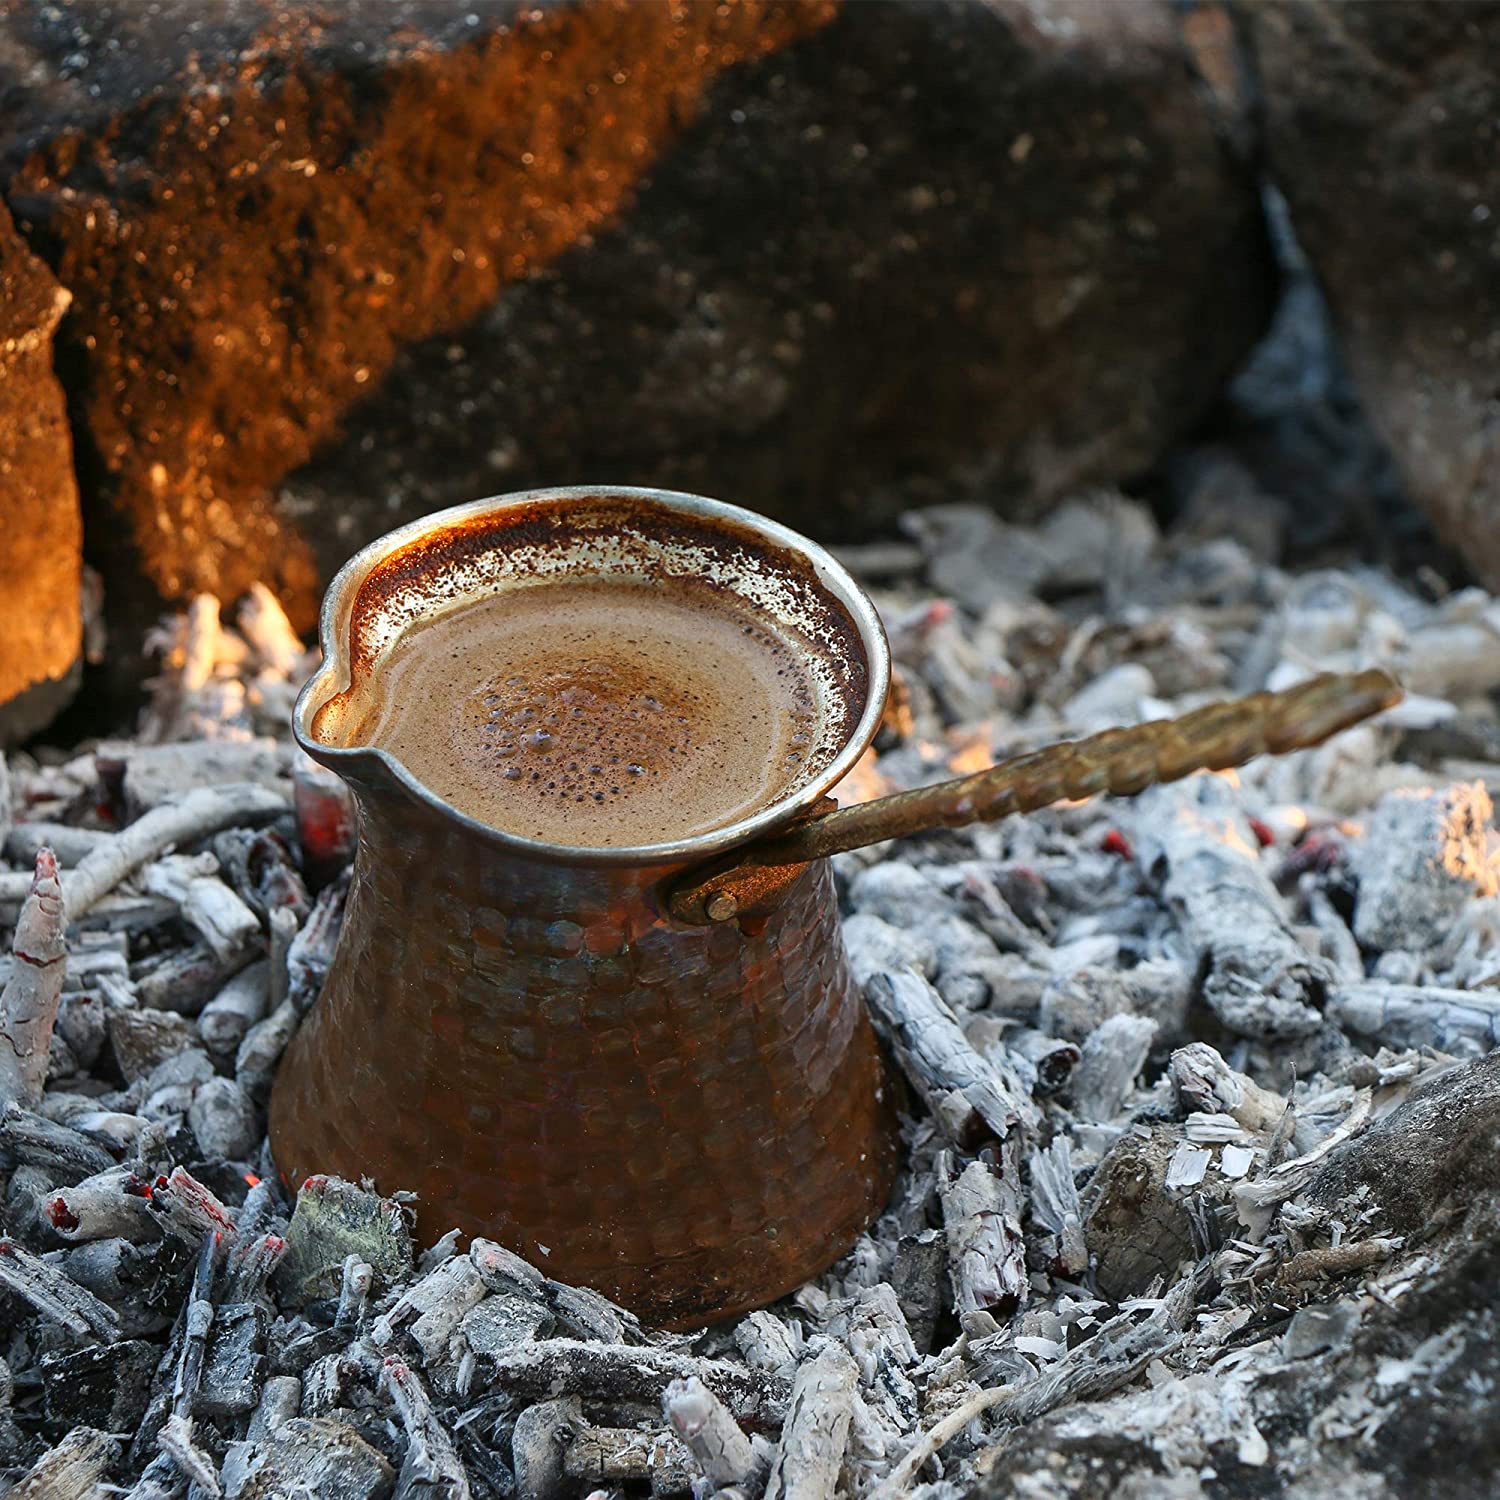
664, 667, 1403, 926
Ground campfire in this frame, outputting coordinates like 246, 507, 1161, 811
4, 485, 1500, 1498
4, 3, 1500, 1498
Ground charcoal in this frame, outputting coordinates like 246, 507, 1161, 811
222, 1416, 394, 1500
274, 1176, 414, 1307
196, 1302, 269, 1417
40, 1339, 158, 1432
107, 1008, 199, 1084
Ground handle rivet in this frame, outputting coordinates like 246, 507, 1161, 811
705, 892, 739, 923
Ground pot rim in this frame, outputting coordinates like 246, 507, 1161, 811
293, 485, 892, 869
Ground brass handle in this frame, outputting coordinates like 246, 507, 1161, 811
665, 668, 1402, 926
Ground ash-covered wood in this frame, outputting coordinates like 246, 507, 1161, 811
6, 493, 1500, 1500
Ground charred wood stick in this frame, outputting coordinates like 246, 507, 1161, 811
126, 1451, 186, 1500
0, 1102, 116, 1181
148, 1166, 239, 1248
58, 784, 287, 919
174, 1232, 221, 1419
47, 1166, 160, 1243
1327, 981, 1500, 1054
1131, 778, 1330, 1039
375, 1253, 487, 1363
764, 1342, 859, 1500
222, 1233, 287, 1303
938, 1143, 1028, 1320
870, 1271, 1203, 1500
669, 670, 1401, 924
235, 997, 298, 1101
664, 1376, 763, 1489
141, 856, 261, 963
383, 1355, 472, 1500
337, 1254, 376, 1330
0, 1236, 120, 1340
1027, 1136, 1087, 1277
157, 1411, 221, 1497
0, 848, 67, 1111
734, 1312, 800, 1380
197, 959, 270, 1060
286, 873, 348, 1015
137, 943, 253, 1016
4, 821, 110, 865
864, 970, 1021, 1145
481, 1339, 791, 1429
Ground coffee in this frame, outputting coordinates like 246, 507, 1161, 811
337, 576, 846, 847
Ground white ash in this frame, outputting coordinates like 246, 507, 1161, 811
5, 492, 1500, 1500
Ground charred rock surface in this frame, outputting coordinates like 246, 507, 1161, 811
1242, 0, 1500, 587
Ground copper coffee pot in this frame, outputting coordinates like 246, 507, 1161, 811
269, 486, 1400, 1327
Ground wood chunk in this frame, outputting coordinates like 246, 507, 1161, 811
197, 960, 271, 1061
0, 1102, 115, 1182
197, 1303, 269, 1418
383, 1355, 471, 1500
664, 1375, 760, 1488
938, 1143, 1028, 1319
374, 1254, 486, 1364
223, 1416, 395, 1500
460, 1294, 553, 1358
7, 1427, 119, 1500
1068, 1014, 1156, 1124
480, 1340, 790, 1429
1130, 779, 1329, 1038
1327, 980, 1500, 1055
864, 969, 1022, 1144
274, 1175, 414, 1306
41, 1339, 158, 1432
107, 1007, 198, 1083
764, 1342, 859, 1500
0, 847, 67, 1111
0, 1237, 120, 1341
1350, 783, 1499, 950
563, 1426, 694, 1492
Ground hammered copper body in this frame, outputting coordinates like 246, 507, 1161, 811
269, 487, 900, 1327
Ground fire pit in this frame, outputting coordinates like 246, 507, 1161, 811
4, 4, 1500, 1499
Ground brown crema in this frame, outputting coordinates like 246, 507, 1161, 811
340, 576, 842, 847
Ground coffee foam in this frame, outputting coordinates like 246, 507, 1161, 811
340, 576, 851, 848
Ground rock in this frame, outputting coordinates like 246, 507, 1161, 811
1243, 2, 1500, 586
1350, 784, 1500, 952
274, 1174, 414, 1307
0, 198, 81, 743
1304, 1052, 1500, 1238
0, 0, 1269, 711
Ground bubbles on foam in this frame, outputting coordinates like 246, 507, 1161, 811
348, 577, 856, 847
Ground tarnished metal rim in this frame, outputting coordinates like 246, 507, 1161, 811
293, 485, 891, 869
